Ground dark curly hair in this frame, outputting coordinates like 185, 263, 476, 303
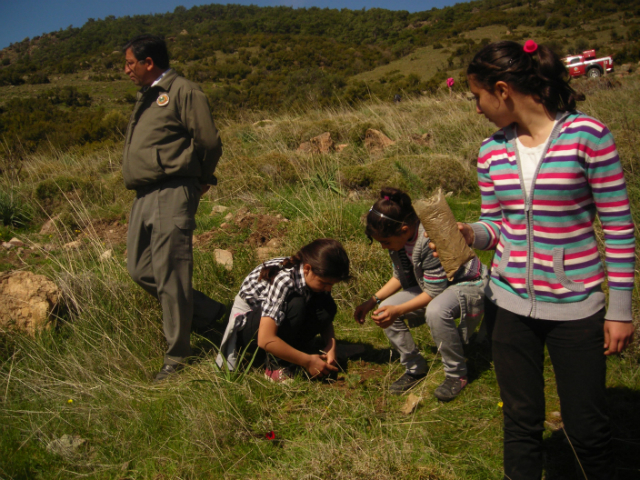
365, 187, 418, 241
467, 40, 584, 113
258, 238, 350, 284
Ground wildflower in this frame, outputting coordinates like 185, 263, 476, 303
498, 401, 503, 408
265, 431, 275, 440
67, 399, 73, 404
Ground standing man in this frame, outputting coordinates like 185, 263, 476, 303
122, 34, 224, 381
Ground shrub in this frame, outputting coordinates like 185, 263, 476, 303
0, 190, 33, 228
27, 72, 50, 85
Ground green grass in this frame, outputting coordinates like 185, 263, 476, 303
1, 76, 640, 480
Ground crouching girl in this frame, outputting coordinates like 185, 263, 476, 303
217, 238, 350, 382
354, 188, 487, 401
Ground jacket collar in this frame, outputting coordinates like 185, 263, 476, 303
140, 69, 178, 94
502, 110, 575, 145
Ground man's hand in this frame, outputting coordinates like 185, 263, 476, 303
354, 297, 377, 325
371, 305, 401, 329
604, 320, 634, 355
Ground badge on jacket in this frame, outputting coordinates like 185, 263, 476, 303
157, 94, 169, 107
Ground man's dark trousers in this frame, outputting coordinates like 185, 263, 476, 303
127, 177, 223, 365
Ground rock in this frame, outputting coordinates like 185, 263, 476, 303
410, 133, 431, 147
40, 215, 60, 235
364, 129, 395, 154
297, 132, 334, 154
335, 143, 349, 152
465, 92, 475, 101
266, 238, 280, 248
180, 29, 189, 35
8, 237, 25, 247
214, 249, 233, 270
0, 271, 60, 335
619, 63, 633, 73
347, 190, 360, 202
256, 246, 278, 262
100, 249, 113, 261
210, 205, 229, 215
63, 241, 81, 250
46, 434, 87, 457
401, 393, 421, 415
224, 212, 234, 221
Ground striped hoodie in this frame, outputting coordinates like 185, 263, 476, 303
470, 111, 635, 321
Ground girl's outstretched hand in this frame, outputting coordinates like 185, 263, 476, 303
305, 354, 338, 378
604, 320, 635, 355
371, 305, 400, 329
354, 297, 377, 324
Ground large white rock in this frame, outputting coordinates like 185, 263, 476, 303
0, 271, 60, 335
214, 249, 234, 270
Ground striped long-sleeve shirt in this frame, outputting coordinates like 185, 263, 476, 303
470, 111, 635, 321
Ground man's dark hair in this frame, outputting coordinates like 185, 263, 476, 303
123, 34, 170, 70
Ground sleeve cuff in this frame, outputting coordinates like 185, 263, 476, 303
471, 223, 491, 250
605, 289, 633, 322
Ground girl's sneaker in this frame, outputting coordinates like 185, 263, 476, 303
434, 376, 467, 402
264, 367, 294, 384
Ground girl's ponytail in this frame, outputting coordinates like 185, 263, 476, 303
467, 40, 584, 113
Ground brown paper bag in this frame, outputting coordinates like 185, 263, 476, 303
413, 188, 475, 281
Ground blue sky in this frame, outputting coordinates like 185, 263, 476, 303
0, 0, 467, 50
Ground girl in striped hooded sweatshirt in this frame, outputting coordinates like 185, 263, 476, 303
459, 40, 635, 480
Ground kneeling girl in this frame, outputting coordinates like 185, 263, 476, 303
354, 188, 486, 401
217, 238, 350, 382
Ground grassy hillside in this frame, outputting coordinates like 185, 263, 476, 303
2, 1, 640, 156
1, 74, 639, 479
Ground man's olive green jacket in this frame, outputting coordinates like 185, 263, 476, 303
122, 69, 222, 190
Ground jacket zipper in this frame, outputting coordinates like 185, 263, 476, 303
510, 112, 569, 318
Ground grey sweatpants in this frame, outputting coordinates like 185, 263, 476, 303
381, 286, 467, 378
127, 177, 223, 366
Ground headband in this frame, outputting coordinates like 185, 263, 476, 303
369, 207, 404, 224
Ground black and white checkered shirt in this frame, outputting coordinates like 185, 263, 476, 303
238, 257, 310, 325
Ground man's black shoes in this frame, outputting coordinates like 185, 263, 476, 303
154, 363, 184, 383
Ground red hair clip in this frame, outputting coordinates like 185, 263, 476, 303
523, 40, 538, 54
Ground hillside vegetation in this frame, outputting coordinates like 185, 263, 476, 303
2, 0, 640, 155
1, 74, 639, 478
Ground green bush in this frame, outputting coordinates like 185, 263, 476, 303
0, 190, 33, 228
27, 72, 50, 84
340, 155, 476, 196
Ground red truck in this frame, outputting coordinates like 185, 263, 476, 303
563, 50, 613, 78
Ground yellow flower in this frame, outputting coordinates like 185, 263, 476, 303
67, 399, 73, 404
498, 401, 503, 408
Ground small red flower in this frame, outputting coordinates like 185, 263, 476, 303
523, 40, 538, 54
265, 431, 275, 440
446, 77, 455, 88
